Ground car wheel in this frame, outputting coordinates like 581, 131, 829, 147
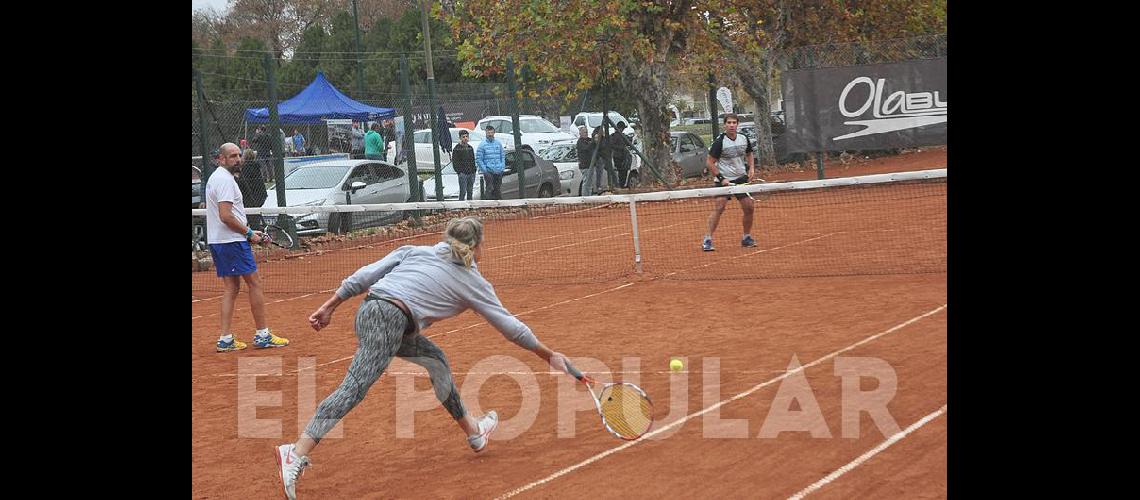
539, 184, 554, 198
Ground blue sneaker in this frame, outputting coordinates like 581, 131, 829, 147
254, 332, 289, 348
702, 238, 715, 252
742, 235, 757, 248
217, 338, 248, 352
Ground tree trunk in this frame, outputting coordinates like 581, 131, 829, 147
617, 0, 694, 186
626, 58, 677, 185
730, 53, 776, 167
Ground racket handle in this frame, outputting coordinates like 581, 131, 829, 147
564, 359, 588, 382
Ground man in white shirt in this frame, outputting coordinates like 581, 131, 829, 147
702, 113, 757, 251
204, 142, 290, 352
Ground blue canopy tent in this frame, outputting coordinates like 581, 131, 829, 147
245, 72, 396, 124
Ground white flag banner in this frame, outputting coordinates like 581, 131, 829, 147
716, 87, 733, 114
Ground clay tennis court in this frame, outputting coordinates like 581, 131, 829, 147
192, 155, 946, 499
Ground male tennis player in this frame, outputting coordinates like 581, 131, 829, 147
274, 216, 580, 500
702, 113, 757, 251
204, 142, 289, 351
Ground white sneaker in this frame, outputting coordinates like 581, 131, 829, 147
275, 443, 311, 500
467, 410, 499, 453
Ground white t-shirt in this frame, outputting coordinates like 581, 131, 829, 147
709, 132, 754, 180
205, 167, 248, 244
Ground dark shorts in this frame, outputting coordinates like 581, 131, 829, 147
209, 241, 257, 277
716, 175, 751, 200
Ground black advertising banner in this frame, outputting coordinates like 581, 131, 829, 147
784, 57, 946, 152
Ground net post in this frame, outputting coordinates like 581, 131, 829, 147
629, 200, 643, 274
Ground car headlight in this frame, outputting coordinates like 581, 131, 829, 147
302, 199, 326, 206
559, 170, 574, 180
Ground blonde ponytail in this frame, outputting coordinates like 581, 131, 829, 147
444, 217, 483, 268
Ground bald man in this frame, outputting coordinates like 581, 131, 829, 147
204, 142, 290, 352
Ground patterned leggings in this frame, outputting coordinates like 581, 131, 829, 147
303, 298, 465, 442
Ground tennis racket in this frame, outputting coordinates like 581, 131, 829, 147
261, 224, 295, 250
564, 359, 654, 441
718, 175, 762, 201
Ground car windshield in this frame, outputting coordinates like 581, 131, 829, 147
519, 118, 559, 133
451, 129, 485, 143
738, 125, 758, 141
538, 144, 575, 162
284, 165, 351, 189
585, 114, 623, 128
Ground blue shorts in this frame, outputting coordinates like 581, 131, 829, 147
209, 241, 257, 277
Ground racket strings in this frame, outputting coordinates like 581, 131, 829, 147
265, 226, 293, 247
599, 385, 653, 439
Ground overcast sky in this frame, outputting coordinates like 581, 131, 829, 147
192, 0, 228, 14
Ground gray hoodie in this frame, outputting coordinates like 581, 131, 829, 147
335, 242, 538, 350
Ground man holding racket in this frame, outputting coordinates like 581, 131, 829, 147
204, 142, 290, 352
273, 216, 578, 500
702, 113, 757, 251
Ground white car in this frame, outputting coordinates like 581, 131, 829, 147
475, 115, 575, 151
536, 141, 586, 196
572, 111, 644, 158
261, 159, 411, 235
573, 111, 635, 142
396, 127, 484, 173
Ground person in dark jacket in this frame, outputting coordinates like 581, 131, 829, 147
452, 130, 478, 200
575, 126, 599, 194
609, 122, 633, 188
237, 148, 269, 229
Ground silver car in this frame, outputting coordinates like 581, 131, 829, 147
536, 142, 586, 196
671, 131, 709, 178
422, 147, 561, 200
261, 159, 411, 235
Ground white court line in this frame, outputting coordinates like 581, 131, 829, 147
191, 288, 336, 320
663, 233, 837, 278
486, 222, 627, 251
787, 404, 948, 500
202, 282, 638, 379
532, 202, 621, 220
491, 220, 692, 261
494, 304, 947, 499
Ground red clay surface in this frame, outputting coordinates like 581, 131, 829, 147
192, 148, 947, 498
192, 276, 946, 498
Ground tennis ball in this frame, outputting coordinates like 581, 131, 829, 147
669, 359, 684, 372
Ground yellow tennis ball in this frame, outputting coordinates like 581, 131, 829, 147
670, 359, 684, 372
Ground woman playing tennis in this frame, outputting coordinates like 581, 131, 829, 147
274, 216, 578, 500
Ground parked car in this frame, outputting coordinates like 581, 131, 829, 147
261, 159, 411, 235
572, 111, 634, 141
536, 141, 585, 196
421, 147, 560, 201
399, 127, 485, 173
669, 131, 709, 178
475, 115, 575, 150
539, 138, 642, 193
738, 114, 807, 164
